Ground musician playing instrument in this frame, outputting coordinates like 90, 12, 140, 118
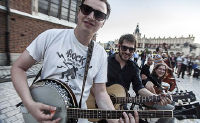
11, 0, 138, 123
107, 34, 172, 107
144, 63, 175, 123
154, 46, 176, 92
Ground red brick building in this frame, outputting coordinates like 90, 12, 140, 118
0, 0, 81, 65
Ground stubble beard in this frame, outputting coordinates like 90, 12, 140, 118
119, 50, 129, 62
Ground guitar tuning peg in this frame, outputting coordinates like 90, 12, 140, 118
180, 90, 183, 93
185, 90, 188, 92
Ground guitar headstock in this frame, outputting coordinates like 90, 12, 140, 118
174, 102, 200, 120
172, 91, 196, 103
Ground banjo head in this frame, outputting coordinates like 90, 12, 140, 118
22, 79, 78, 123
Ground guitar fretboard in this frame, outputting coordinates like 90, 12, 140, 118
111, 93, 193, 104
113, 95, 161, 104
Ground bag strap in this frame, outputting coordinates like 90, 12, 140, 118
79, 41, 94, 108
32, 68, 42, 84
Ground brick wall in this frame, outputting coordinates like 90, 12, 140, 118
9, 13, 71, 53
0, 11, 6, 53
0, 0, 32, 14
0, 0, 75, 65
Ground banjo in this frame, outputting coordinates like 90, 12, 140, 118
20, 79, 200, 123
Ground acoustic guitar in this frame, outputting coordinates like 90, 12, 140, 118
20, 79, 199, 123
87, 84, 196, 110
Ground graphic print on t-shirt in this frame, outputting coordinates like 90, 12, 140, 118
56, 49, 87, 83
56, 50, 86, 82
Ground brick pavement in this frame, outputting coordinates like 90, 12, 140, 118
0, 63, 41, 123
0, 78, 36, 123
0, 63, 200, 123
0, 63, 42, 83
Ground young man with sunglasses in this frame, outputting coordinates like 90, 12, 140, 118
107, 34, 172, 111
11, 0, 138, 123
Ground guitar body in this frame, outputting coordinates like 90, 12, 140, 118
20, 79, 78, 123
106, 84, 127, 109
163, 73, 176, 92
86, 84, 126, 122
87, 84, 126, 110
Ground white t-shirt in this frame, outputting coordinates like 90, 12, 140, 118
182, 57, 188, 65
176, 56, 183, 66
27, 29, 108, 122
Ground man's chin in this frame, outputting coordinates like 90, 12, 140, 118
122, 57, 129, 61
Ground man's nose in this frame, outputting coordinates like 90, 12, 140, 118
125, 49, 131, 53
87, 11, 95, 20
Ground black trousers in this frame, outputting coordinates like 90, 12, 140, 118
178, 64, 187, 78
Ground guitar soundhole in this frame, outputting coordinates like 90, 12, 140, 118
110, 95, 116, 105
95, 103, 98, 108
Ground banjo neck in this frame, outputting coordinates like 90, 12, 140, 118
67, 108, 173, 119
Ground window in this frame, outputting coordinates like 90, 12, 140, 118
38, 0, 49, 15
38, 0, 81, 23
49, 0, 60, 18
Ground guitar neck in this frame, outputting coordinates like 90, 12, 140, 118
67, 108, 173, 119
113, 95, 161, 104
113, 92, 193, 104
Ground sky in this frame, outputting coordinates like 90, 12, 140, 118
96, 0, 200, 44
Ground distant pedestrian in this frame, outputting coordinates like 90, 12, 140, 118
187, 56, 194, 76
140, 51, 146, 67
176, 53, 183, 75
108, 48, 114, 56
170, 54, 176, 70
193, 56, 200, 79
178, 56, 188, 79
133, 51, 139, 63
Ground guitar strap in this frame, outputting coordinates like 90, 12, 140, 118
79, 40, 94, 108
32, 67, 42, 84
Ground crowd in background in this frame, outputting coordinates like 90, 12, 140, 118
133, 50, 200, 79
106, 48, 200, 79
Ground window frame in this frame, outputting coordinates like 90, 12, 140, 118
33, 0, 81, 23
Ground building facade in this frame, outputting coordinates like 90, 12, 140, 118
104, 24, 200, 57
134, 24, 199, 56
0, 0, 81, 65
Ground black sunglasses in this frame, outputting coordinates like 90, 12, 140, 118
120, 45, 135, 53
80, 4, 107, 21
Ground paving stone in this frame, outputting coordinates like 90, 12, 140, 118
0, 103, 11, 110
5, 109, 20, 118
5, 115, 17, 122
0, 119, 6, 123
1, 107, 14, 114
15, 113, 23, 120
0, 114, 6, 120
14, 119, 24, 123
